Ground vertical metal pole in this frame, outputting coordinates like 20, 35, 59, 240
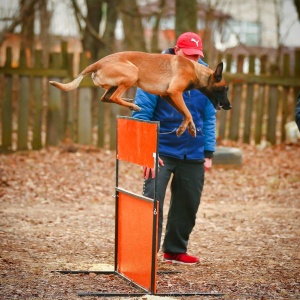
115, 117, 120, 272
150, 122, 160, 294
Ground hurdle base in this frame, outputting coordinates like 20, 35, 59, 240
53, 270, 225, 297
78, 292, 225, 297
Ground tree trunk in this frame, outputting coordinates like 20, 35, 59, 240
100, 0, 119, 57
150, 0, 166, 53
82, 0, 104, 61
202, 6, 215, 66
20, 0, 36, 53
38, 0, 51, 67
0, 0, 36, 47
120, 0, 146, 51
294, 0, 300, 19
175, 0, 197, 38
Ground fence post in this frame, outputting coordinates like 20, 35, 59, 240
266, 85, 278, 145
255, 55, 267, 144
109, 105, 120, 150
217, 53, 232, 140
63, 51, 75, 142
17, 49, 30, 150
243, 55, 255, 143
97, 89, 105, 148
295, 50, 300, 78
32, 49, 43, 150
280, 53, 291, 143
229, 54, 244, 141
47, 52, 63, 146
294, 50, 300, 143
78, 51, 92, 145
1, 48, 13, 152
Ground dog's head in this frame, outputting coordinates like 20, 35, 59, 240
199, 62, 231, 110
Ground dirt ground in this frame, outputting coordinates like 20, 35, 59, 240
0, 142, 299, 300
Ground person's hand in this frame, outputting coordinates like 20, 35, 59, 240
204, 157, 212, 172
143, 157, 164, 179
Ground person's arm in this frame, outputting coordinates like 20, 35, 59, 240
295, 93, 300, 131
203, 99, 216, 171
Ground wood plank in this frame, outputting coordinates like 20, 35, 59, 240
46, 52, 64, 146
32, 50, 44, 149
295, 50, 300, 78
17, 49, 29, 150
17, 76, 30, 150
217, 110, 228, 140
217, 81, 233, 140
224, 72, 300, 87
266, 86, 279, 145
63, 91, 75, 142
47, 76, 63, 146
78, 88, 92, 144
280, 88, 289, 143
110, 104, 121, 150
229, 83, 243, 141
1, 75, 13, 151
32, 77, 43, 150
243, 83, 254, 143
243, 55, 255, 143
77, 51, 92, 145
97, 90, 106, 148
0, 67, 69, 77
225, 54, 232, 72
254, 85, 265, 144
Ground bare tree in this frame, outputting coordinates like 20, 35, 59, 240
72, 0, 104, 61
100, 0, 119, 56
0, 0, 36, 47
175, 0, 197, 37
150, 0, 166, 53
38, 0, 52, 67
71, 0, 119, 59
20, 0, 35, 51
294, 0, 300, 19
120, 0, 146, 51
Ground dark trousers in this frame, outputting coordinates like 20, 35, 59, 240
143, 155, 204, 253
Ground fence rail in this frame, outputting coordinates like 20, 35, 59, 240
0, 43, 299, 152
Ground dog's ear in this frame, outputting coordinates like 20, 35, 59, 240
213, 62, 224, 83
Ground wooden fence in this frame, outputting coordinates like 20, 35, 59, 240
0, 43, 300, 152
217, 50, 300, 145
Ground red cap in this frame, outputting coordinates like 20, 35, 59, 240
176, 32, 204, 57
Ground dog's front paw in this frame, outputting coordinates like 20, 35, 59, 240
176, 126, 185, 137
129, 104, 141, 111
188, 123, 197, 137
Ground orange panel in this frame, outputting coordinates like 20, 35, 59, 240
117, 190, 158, 292
117, 117, 158, 168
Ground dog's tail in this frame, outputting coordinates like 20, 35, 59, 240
49, 61, 100, 91
49, 75, 85, 91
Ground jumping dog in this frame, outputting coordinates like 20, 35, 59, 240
49, 51, 231, 137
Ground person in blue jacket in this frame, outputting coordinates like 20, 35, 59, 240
132, 32, 216, 265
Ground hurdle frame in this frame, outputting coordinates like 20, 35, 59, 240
55, 116, 224, 298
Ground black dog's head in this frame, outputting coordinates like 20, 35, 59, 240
199, 62, 231, 110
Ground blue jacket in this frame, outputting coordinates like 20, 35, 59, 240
132, 52, 216, 160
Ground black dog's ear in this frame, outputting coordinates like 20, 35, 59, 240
213, 62, 223, 83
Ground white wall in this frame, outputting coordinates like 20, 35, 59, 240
215, 0, 300, 48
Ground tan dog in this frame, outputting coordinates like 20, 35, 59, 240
49, 51, 231, 137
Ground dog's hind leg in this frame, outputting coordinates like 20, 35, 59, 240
101, 85, 141, 111
162, 94, 196, 137
101, 86, 118, 103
